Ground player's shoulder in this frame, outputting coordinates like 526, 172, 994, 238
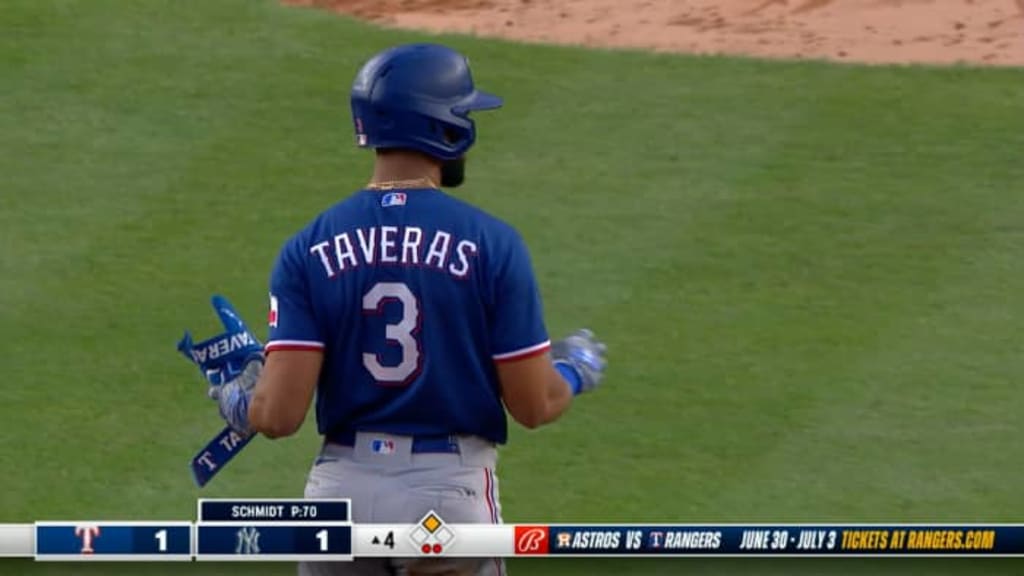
273, 191, 368, 258
299, 189, 379, 231
432, 191, 524, 242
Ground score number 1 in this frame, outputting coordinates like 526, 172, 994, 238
155, 529, 167, 552
315, 527, 361, 552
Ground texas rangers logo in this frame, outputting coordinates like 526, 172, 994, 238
514, 526, 549, 555
75, 525, 101, 554
195, 450, 218, 473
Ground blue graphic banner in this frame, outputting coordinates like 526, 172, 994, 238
198, 499, 350, 522
34, 523, 191, 560
196, 523, 352, 560
537, 525, 1024, 555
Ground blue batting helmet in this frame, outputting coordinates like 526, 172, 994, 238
350, 44, 503, 161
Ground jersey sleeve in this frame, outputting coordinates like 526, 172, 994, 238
265, 238, 325, 354
489, 230, 551, 363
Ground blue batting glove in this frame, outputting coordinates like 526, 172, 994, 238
178, 295, 265, 434
551, 328, 607, 395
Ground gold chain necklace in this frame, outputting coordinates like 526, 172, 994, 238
366, 177, 437, 191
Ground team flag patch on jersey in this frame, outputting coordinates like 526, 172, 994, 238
371, 439, 396, 455
268, 294, 279, 328
381, 192, 407, 207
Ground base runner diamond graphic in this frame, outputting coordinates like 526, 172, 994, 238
409, 511, 455, 555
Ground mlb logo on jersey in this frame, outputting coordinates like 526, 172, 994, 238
381, 192, 407, 207
371, 439, 396, 455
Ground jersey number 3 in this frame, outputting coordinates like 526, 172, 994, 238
362, 282, 421, 385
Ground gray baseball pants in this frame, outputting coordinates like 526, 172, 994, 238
298, 432, 506, 576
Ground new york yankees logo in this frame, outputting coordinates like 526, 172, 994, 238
235, 526, 261, 555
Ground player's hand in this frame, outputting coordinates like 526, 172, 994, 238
177, 295, 265, 434
551, 328, 607, 395
209, 358, 262, 435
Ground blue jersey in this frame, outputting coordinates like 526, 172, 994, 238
265, 187, 550, 444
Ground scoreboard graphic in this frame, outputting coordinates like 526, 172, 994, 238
194, 499, 352, 561
2, 501, 1024, 561
34, 522, 192, 561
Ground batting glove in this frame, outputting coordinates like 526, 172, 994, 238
177, 295, 265, 434
208, 359, 262, 435
551, 328, 607, 395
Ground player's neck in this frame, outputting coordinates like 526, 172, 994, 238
370, 150, 441, 189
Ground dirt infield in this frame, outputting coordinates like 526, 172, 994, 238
286, 0, 1024, 66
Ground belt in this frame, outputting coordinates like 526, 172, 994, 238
326, 430, 461, 454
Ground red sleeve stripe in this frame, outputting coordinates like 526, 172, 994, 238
492, 340, 551, 363
265, 340, 326, 353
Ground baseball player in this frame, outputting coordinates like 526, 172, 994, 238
187, 44, 607, 576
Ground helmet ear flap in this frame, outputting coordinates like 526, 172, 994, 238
375, 108, 394, 131
442, 124, 472, 149
441, 125, 458, 144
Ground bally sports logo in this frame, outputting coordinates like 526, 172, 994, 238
514, 526, 549, 555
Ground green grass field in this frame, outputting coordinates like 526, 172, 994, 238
4, 0, 1024, 574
